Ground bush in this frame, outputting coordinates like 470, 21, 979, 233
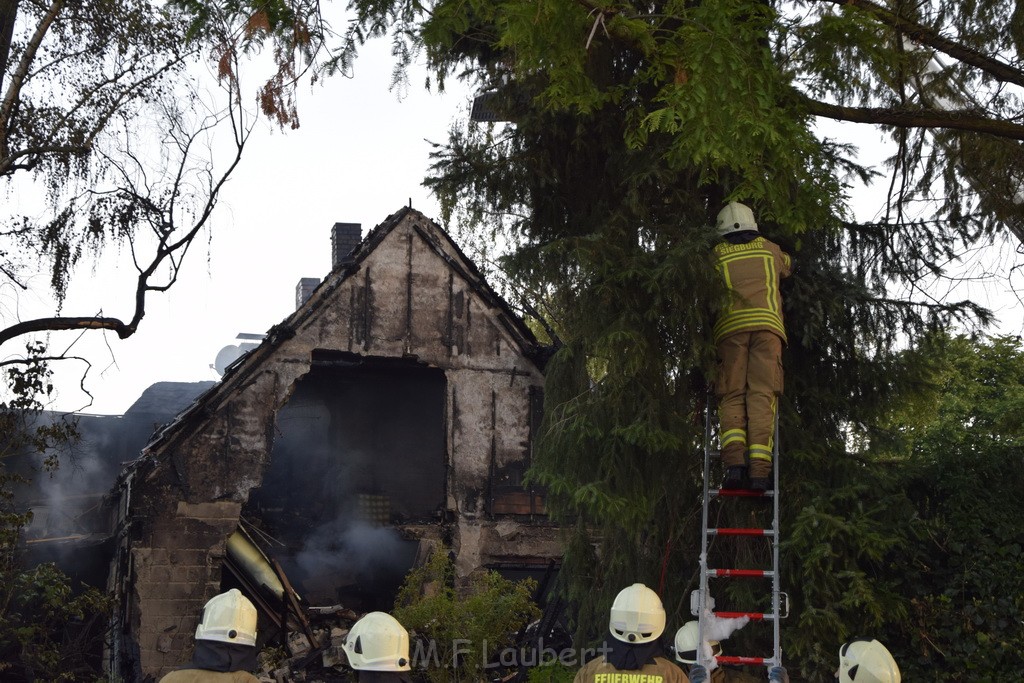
394, 547, 541, 683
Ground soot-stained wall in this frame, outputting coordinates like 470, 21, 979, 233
110, 208, 562, 679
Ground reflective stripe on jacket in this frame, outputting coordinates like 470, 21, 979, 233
573, 656, 688, 683
713, 236, 792, 344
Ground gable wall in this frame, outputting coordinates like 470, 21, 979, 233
113, 211, 560, 678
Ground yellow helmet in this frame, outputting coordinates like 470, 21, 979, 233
716, 202, 758, 236
345, 612, 411, 671
194, 589, 257, 647
837, 638, 900, 683
608, 583, 666, 644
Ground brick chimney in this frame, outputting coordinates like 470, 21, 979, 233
332, 222, 362, 268
295, 277, 320, 309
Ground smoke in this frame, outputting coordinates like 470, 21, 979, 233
18, 413, 121, 541
701, 612, 749, 671
296, 519, 409, 578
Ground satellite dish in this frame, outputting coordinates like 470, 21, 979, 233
213, 336, 264, 376
214, 345, 243, 376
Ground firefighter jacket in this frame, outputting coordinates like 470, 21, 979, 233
158, 669, 260, 682
574, 655, 688, 683
712, 236, 792, 345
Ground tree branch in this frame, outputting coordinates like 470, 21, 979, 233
815, 0, 1024, 90
0, 353, 88, 370
0, 316, 134, 346
0, 0, 19, 92
0, 0, 64, 161
801, 96, 1024, 141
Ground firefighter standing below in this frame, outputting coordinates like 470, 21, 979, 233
344, 611, 414, 683
712, 202, 792, 492
672, 621, 784, 683
836, 638, 900, 683
159, 589, 261, 683
573, 583, 687, 683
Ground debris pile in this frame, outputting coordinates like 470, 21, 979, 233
255, 605, 360, 682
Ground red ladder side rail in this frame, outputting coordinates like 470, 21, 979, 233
707, 527, 772, 536
717, 655, 769, 666
710, 488, 775, 498
708, 568, 775, 578
714, 611, 769, 620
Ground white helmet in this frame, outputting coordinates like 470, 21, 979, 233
345, 612, 411, 672
716, 202, 758, 236
673, 621, 722, 665
608, 583, 666, 644
194, 589, 258, 647
837, 639, 901, 683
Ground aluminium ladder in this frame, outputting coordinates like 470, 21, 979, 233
692, 395, 788, 676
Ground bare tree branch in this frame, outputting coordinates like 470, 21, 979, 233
0, 316, 135, 345
1, 40, 253, 357
800, 96, 1024, 140
0, 353, 88, 369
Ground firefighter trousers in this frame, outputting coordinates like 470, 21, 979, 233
715, 330, 784, 478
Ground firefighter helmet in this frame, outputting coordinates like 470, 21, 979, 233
194, 589, 258, 647
673, 621, 722, 665
837, 638, 900, 683
716, 202, 758, 236
608, 583, 666, 644
345, 612, 411, 672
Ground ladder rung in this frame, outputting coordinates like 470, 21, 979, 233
714, 611, 771, 620
717, 655, 771, 666
708, 527, 772, 537
708, 568, 775, 578
710, 488, 774, 498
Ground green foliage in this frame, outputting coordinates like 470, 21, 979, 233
761, 335, 1024, 680
527, 660, 577, 683
394, 547, 541, 683
0, 563, 114, 682
414, 0, 996, 664
876, 335, 1024, 681
1, 342, 79, 497
0, 345, 109, 682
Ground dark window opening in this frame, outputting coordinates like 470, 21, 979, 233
242, 355, 445, 610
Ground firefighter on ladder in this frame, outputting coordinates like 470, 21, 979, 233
712, 202, 792, 492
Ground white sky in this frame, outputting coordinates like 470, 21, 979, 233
5, 34, 475, 415
4, 34, 1023, 416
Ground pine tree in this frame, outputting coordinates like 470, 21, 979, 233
175, 1, 1023, 677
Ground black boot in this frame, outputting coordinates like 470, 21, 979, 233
721, 466, 747, 489
748, 475, 772, 491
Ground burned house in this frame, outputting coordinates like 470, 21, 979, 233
109, 208, 561, 679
